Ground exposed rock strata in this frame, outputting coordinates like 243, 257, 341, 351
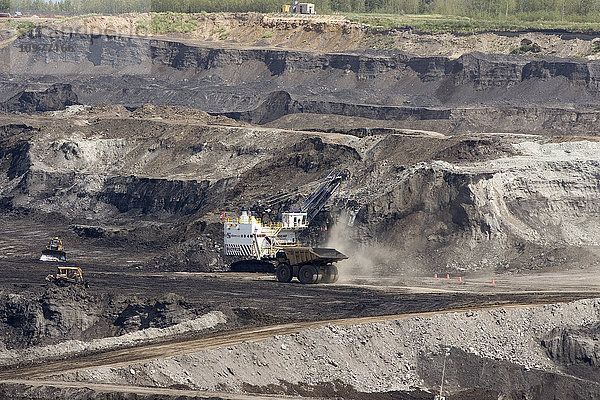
1, 29, 599, 135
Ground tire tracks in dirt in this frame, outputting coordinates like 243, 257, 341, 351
0, 379, 307, 400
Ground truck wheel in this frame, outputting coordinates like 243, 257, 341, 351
298, 264, 321, 284
323, 265, 339, 284
275, 263, 293, 283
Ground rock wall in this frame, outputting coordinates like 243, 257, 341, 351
1, 29, 600, 136
0, 286, 218, 350
0, 287, 110, 349
3, 112, 600, 273
341, 140, 600, 272
0, 84, 79, 113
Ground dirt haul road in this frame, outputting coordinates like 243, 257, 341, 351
0, 214, 599, 397
0, 380, 300, 400
3, 293, 600, 399
0, 301, 591, 380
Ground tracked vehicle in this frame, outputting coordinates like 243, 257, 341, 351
224, 169, 350, 284
46, 266, 87, 286
40, 237, 67, 262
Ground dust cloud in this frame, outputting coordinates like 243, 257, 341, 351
325, 213, 398, 283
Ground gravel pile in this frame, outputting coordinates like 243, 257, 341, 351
62, 298, 600, 395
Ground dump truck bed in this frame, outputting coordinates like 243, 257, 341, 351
282, 247, 347, 266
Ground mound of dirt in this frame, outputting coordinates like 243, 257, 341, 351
1, 84, 79, 113
434, 138, 517, 162
542, 323, 600, 382
220, 90, 293, 125
145, 236, 224, 272
0, 285, 111, 350
0, 286, 215, 351
63, 299, 600, 398
114, 293, 201, 334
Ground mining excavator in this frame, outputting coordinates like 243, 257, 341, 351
223, 168, 349, 284
40, 237, 67, 262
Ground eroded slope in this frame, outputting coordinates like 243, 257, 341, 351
2, 106, 600, 275
0, 27, 599, 136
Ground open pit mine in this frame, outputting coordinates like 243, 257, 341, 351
1, 13, 600, 400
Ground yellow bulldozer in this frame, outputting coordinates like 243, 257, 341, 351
46, 266, 87, 287
40, 237, 67, 262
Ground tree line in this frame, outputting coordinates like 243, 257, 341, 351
3, 0, 600, 21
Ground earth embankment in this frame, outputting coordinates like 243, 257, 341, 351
0, 26, 599, 135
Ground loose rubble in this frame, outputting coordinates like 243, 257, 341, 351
60, 299, 600, 397
0, 311, 226, 367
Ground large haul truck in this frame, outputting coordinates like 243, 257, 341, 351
223, 169, 349, 284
